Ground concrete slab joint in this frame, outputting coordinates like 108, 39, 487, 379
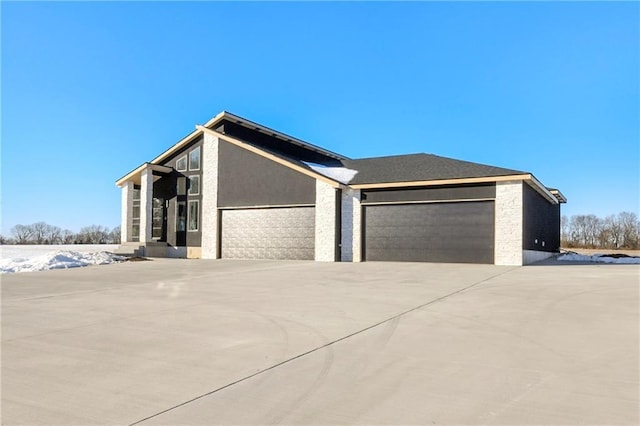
315, 180, 337, 261
201, 133, 220, 259
495, 180, 523, 266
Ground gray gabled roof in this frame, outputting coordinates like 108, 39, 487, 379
342, 153, 527, 185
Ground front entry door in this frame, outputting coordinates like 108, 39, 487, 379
176, 201, 186, 246
152, 198, 167, 241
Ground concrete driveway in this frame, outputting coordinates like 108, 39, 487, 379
2, 259, 638, 425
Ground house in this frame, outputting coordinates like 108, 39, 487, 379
116, 111, 566, 265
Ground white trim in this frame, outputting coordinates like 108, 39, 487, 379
176, 155, 188, 172
189, 146, 201, 171
188, 199, 200, 232
188, 175, 200, 196
350, 174, 532, 189
361, 197, 495, 206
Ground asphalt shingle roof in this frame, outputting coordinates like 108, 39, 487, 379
342, 153, 527, 185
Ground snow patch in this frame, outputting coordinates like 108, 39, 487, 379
304, 162, 358, 184
0, 250, 127, 274
557, 253, 640, 264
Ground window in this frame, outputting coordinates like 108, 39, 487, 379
132, 186, 141, 241
188, 175, 200, 195
188, 200, 199, 231
176, 202, 186, 232
152, 198, 164, 239
176, 155, 187, 172
189, 147, 201, 170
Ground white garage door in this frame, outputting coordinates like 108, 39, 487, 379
221, 207, 315, 260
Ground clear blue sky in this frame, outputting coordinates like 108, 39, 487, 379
2, 1, 638, 235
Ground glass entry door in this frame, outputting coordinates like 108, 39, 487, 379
152, 198, 167, 241
176, 201, 186, 246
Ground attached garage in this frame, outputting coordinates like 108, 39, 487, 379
363, 201, 495, 264
220, 207, 315, 260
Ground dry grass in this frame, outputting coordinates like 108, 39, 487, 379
562, 247, 640, 257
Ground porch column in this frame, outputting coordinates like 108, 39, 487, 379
120, 181, 134, 242
139, 167, 154, 243
341, 188, 362, 262
315, 180, 339, 261
201, 132, 220, 259
495, 180, 523, 266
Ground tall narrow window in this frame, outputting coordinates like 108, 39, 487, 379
176, 202, 186, 232
188, 200, 199, 231
152, 198, 164, 239
189, 147, 201, 171
188, 175, 200, 196
132, 186, 141, 242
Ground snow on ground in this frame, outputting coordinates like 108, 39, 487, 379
0, 244, 119, 260
0, 245, 125, 274
557, 253, 640, 264
304, 163, 359, 184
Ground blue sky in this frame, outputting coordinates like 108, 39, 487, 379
2, 1, 638, 235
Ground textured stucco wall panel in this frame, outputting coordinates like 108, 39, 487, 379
495, 181, 523, 265
201, 133, 219, 259
315, 181, 338, 261
120, 181, 134, 243
341, 188, 362, 262
139, 168, 153, 243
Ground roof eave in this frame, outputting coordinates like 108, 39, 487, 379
350, 174, 560, 204
203, 111, 349, 161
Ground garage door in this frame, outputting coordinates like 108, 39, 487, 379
364, 201, 494, 264
221, 207, 315, 260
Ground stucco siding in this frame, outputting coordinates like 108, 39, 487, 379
495, 181, 523, 265
315, 181, 338, 261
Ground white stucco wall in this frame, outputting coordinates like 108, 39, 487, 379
341, 188, 362, 262
315, 181, 337, 261
139, 168, 154, 243
120, 181, 134, 243
201, 133, 219, 259
495, 181, 523, 266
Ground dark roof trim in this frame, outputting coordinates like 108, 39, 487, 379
203, 111, 348, 161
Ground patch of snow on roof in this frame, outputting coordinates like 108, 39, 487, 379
0, 250, 127, 274
557, 253, 640, 264
305, 162, 358, 184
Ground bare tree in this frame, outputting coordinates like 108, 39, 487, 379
561, 215, 570, 246
61, 229, 76, 244
11, 224, 34, 244
77, 225, 110, 244
108, 226, 121, 244
619, 212, 639, 249
604, 215, 621, 249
